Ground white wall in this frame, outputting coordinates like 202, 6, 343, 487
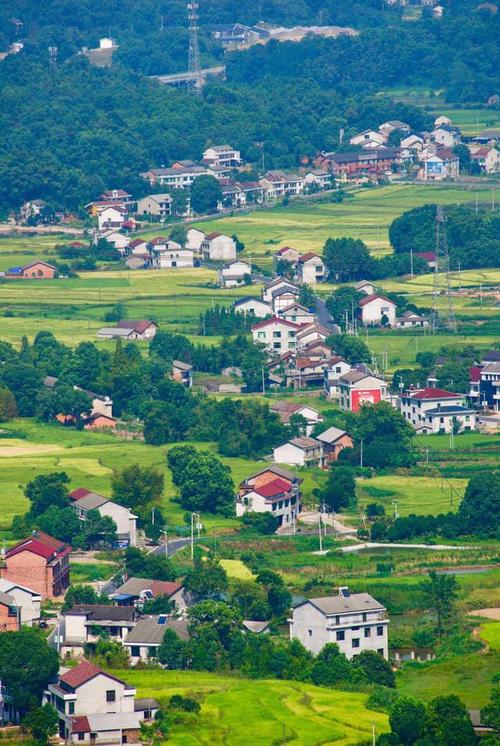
74, 675, 135, 715
361, 299, 396, 326
273, 442, 305, 466
235, 299, 271, 318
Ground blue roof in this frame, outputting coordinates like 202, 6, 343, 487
6, 266, 22, 273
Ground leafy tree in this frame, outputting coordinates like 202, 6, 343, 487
459, 472, 500, 536
36, 383, 91, 424
240, 344, 267, 394
311, 643, 352, 686
169, 695, 200, 713
37, 506, 83, 545
85, 638, 130, 668
157, 629, 188, 669
481, 683, 500, 731
188, 600, 242, 650
319, 464, 356, 512
424, 694, 476, 746
22, 704, 58, 746
420, 571, 458, 637
0, 362, 42, 416
230, 580, 270, 620
63, 584, 111, 611
453, 144, 471, 173
241, 512, 278, 535
355, 402, 415, 469
124, 547, 176, 581
25, 472, 70, 519
329, 335, 371, 364
173, 450, 235, 515
389, 696, 426, 745
142, 595, 174, 615
0, 628, 59, 713
61, 341, 103, 390
323, 237, 373, 281
288, 412, 308, 437
351, 650, 395, 688
298, 283, 316, 309
326, 287, 364, 326
0, 387, 17, 421
256, 570, 292, 617
184, 556, 228, 600
167, 445, 199, 486
190, 175, 222, 215
112, 464, 164, 516
82, 509, 117, 548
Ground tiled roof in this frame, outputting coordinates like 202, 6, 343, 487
69, 488, 91, 501
116, 320, 156, 334
298, 252, 321, 263
252, 316, 300, 331
254, 478, 292, 498
303, 592, 385, 615
316, 427, 348, 444
359, 294, 395, 307
125, 617, 189, 645
115, 577, 183, 597
408, 387, 461, 400
60, 661, 106, 688
71, 717, 91, 734
288, 436, 320, 449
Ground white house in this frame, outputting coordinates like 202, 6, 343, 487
401, 134, 424, 150
296, 253, 326, 284
262, 278, 299, 304
349, 130, 386, 147
399, 387, 476, 433
274, 246, 301, 264
110, 578, 186, 611
354, 280, 376, 296
270, 401, 323, 436
323, 357, 352, 399
379, 120, 410, 136
97, 206, 127, 231
185, 227, 206, 253
69, 488, 137, 546
252, 317, 300, 354
421, 148, 460, 180
273, 436, 323, 468
0, 579, 41, 625
468, 145, 500, 173
57, 606, 139, 654
218, 260, 251, 287
141, 164, 207, 190
304, 170, 332, 189
136, 194, 172, 220
278, 303, 315, 325
202, 144, 241, 168
234, 297, 272, 318
270, 286, 301, 314
396, 311, 429, 328
359, 295, 397, 326
289, 587, 389, 659
124, 616, 189, 665
153, 244, 194, 269
435, 115, 452, 127
432, 126, 459, 147
201, 232, 237, 262
99, 229, 129, 252
235, 475, 302, 527
339, 371, 388, 412
296, 323, 331, 350
99, 37, 117, 49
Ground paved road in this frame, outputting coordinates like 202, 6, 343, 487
315, 298, 341, 333
150, 537, 191, 558
340, 541, 479, 554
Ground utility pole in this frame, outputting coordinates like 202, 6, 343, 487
410, 248, 414, 279
261, 366, 266, 395
449, 427, 455, 450
160, 528, 168, 557
360, 439, 364, 468
318, 512, 323, 552
187, 2, 202, 94
392, 500, 399, 520
151, 506, 155, 525
190, 512, 200, 559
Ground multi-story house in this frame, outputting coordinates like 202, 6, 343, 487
270, 401, 323, 435
262, 278, 299, 303
349, 130, 386, 147
151, 241, 194, 269
339, 371, 388, 412
172, 359, 193, 388
252, 317, 300, 354
237, 465, 302, 527
432, 125, 460, 148
234, 297, 272, 318
274, 246, 301, 264
201, 232, 237, 262
316, 427, 353, 464
69, 488, 137, 547
303, 169, 332, 190
323, 357, 353, 399
218, 260, 251, 287
470, 357, 500, 411
289, 587, 389, 658
56, 605, 140, 655
420, 147, 459, 180
359, 295, 397, 326
140, 164, 207, 189
97, 206, 127, 231
44, 660, 155, 744
124, 616, 189, 665
468, 146, 500, 173
110, 578, 186, 611
273, 436, 324, 468
318, 147, 401, 179
0, 592, 20, 632
400, 386, 476, 433
278, 303, 315, 325
202, 144, 241, 168
1, 531, 70, 600
136, 194, 173, 220
295, 322, 331, 350
259, 171, 305, 199
296, 253, 326, 284
0, 579, 41, 625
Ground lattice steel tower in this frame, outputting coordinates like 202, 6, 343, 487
187, 2, 202, 94
431, 206, 457, 334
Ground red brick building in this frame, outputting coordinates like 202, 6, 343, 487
315, 147, 401, 179
1, 532, 71, 600
4, 261, 57, 279
0, 591, 20, 631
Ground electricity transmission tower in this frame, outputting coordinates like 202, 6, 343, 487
187, 2, 202, 94
430, 206, 457, 334
48, 45, 58, 74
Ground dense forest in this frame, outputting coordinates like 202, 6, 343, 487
0, 0, 498, 212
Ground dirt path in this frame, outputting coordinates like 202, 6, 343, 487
468, 607, 500, 620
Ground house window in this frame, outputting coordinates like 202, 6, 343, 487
308, 629, 313, 637
131, 646, 140, 657
377, 626, 384, 636
68, 702, 75, 715
273, 332, 282, 338
362, 613, 367, 622
336, 630, 345, 641
364, 628, 371, 638
352, 626, 359, 631
352, 639, 360, 648
78, 734, 85, 741
106, 690, 116, 702
257, 332, 265, 340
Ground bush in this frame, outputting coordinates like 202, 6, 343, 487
241, 512, 279, 535
169, 695, 200, 713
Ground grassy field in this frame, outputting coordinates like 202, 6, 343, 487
480, 622, 500, 652
356, 474, 467, 517
218, 559, 255, 580
112, 668, 389, 745
189, 183, 495, 267
397, 650, 500, 708
0, 234, 62, 271
0, 419, 327, 537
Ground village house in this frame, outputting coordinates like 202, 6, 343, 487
379, 120, 410, 136
99, 229, 130, 252
110, 578, 186, 611
278, 302, 315, 325
69, 488, 137, 547
349, 129, 386, 147
141, 164, 207, 189
296, 253, 326, 284
202, 144, 241, 168
316, 427, 353, 464
354, 280, 376, 296
432, 125, 460, 148
1, 531, 70, 600
318, 148, 401, 180
128, 238, 150, 258
118, 320, 157, 339
57, 606, 140, 654
289, 587, 389, 658
19, 199, 47, 223
284, 357, 329, 389
252, 317, 300, 353
468, 145, 500, 173
274, 246, 301, 264
359, 294, 397, 326
151, 240, 194, 269
400, 134, 424, 150
97, 205, 127, 231
236, 466, 302, 528
124, 616, 189, 665
201, 232, 237, 262
218, 259, 251, 287
0, 578, 41, 625
303, 340, 333, 359
0, 592, 20, 632
185, 227, 206, 254
339, 371, 388, 412
323, 357, 353, 399
435, 115, 452, 127
234, 296, 272, 318
420, 147, 459, 180
396, 310, 429, 328
83, 412, 116, 431
270, 286, 301, 314
414, 251, 436, 269
136, 194, 173, 220
470, 359, 500, 411
400, 387, 477, 433
4, 260, 57, 280
99, 189, 133, 207
270, 401, 323, 435
262, 278, 299, 304
172, 359, 193, 387
259, 171, 305, 199
273, 436, 323, 468
304, 169, 332, 190
44, 660, 155, 744
296, 322, 331, 349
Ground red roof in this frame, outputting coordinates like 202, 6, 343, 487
276, 246, 298, 256
298, 252, 320, 263
409, 387, 461, 400
205, 232, 223, 240
415, 252, 436, 261
252, 316, 301, 331
469, 366, 482, 383
69, 488, 91, 501
69, 241, 86, 248
128, 238, 147, 248
6, 532, 68, 560
149, 236, 168, 245
60, 661, 127, 689
116, 319, 157, 334
359, 294, 395, 307
71, 717, 91, 734
150, 581, 183, 596
254, 478, 292, 498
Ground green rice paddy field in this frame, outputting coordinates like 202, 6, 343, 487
111, 668, 389, 745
